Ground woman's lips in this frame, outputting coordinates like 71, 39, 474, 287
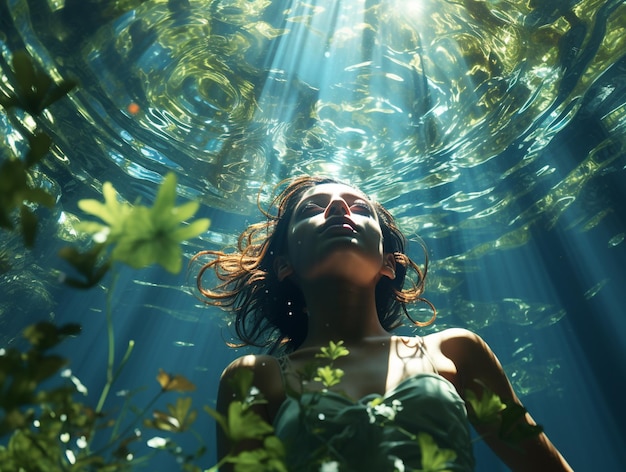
323, 224, 356, 233
320, 217, 357, 233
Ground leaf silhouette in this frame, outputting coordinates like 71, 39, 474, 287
156, 369, 196, 393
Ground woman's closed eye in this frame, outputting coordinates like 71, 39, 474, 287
350, 200, 372, 214
298, 198, 371, 217
298, 202, 324, 215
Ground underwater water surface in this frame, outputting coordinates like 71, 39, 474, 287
1, 0, 625, 470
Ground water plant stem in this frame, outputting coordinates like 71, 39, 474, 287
92, 388, 166, 458
95, 271, 120, 414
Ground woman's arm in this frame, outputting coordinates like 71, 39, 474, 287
215, 354, 284, 471
442, 328, 573, 472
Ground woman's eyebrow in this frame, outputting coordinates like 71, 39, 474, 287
297, 195, 323, 206
301, 191, 371, 204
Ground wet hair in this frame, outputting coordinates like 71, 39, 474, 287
195, 175, 434, 354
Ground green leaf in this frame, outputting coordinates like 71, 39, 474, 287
225, 437, 286, 472
12, 51, 40, 96
167, 397, 197, 431
156, 369, 196, 392
170, 200, 200, 223
227, 401, 274, 442
151, 173, 177, 218
78, 182, 130, 230
22, 187, 55, 208
228, 369, 254, 402
465, 380, 543, 446
418, 432, 457, 472
465, 387, 506, 424
58, 244, 110, 289
204, 405, 229, 436
75, 173, 209, 273
154, 242, 183, 273
39, 79, 78, 111
8, 51, 76, 115
25, 133, 52, 167
144, 396, 198, 433
0, 142, 55, 245
29, 355, 68, 383
263, 435, 285, 458
231, 449, 271, 472
170, 218, 210, 242
499, 402, 544, 445
23, 321, 78, 350
314, 365, 344, 388
19, 204, 38, 247
315, 340, 349, 361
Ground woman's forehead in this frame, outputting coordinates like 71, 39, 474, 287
298, 183, 369, 202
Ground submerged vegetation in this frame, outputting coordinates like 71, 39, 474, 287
1, 49, 212, 469
0, 51, 77, 248
0, 151, 212, 468
60, 171, 210, 288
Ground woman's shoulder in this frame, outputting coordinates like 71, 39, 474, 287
423, 327, 486, 349
422, 328, 494, 369
221, 353, 277, 373
220, 353, 282, 384
219, 354, 286, 406
425, 328, 507, 385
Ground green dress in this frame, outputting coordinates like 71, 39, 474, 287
273, 373, 475, 471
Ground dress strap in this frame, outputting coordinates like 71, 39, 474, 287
418, 337, 439, 375
276, 355, 293, 390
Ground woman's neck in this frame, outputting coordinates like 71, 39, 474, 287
297, 277, 388, 349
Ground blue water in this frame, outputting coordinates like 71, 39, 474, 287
1, 0, 626, 470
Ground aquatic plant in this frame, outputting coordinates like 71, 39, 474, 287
60, 171, 209, 421
465, 379, 543, 447
0, 51, 76, 247
0, 171, 212, 470
0, 319, 208, 471
59, 171, 210, 287
205, 368, 287, 472
0, 52, 213, 468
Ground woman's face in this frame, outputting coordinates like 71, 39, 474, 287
281, 183, 394, 283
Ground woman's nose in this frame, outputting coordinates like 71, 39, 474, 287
324, 198, 350, 217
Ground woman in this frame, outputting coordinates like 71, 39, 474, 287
196, 176, 572, 471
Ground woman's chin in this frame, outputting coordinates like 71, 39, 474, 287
300, 250, 383, 284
